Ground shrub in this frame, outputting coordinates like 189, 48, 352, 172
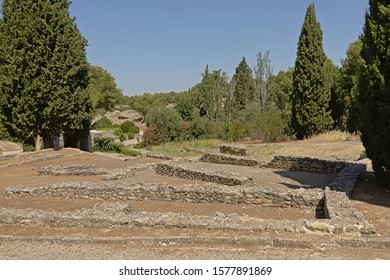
92, 116, 113, 130
146, 106, 181, 141
113, 128, 126, 142
143, 124, 169, 146
127, 131, 135, 140
93, 136, 141, 156
120, 120, 140, 134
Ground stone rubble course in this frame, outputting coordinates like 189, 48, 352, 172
38, 165, 108, 176
0, 201, 373, 236
155, 162, 252, 186
219, 144, 248, 156
200, 153, 265, 167
5, 181, 323, 208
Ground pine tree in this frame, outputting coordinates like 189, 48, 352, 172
291, 3, 333, 139
232, 57, 255, 112
0, 0, 91, 149
358, 0, 390, 182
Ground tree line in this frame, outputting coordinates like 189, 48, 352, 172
0, 1, 389, 182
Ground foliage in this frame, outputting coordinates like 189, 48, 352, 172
0, 0, 92, 148
324, 58, 344, 130
232, 57, 256, 113
120, 120, 140, 134
358, 0, 390, 182
175, 95, 196, 121
194, 65, 229, 121
93, 136, 141, 156
145, 106, 182, 141
87, 65, 123, 111
227, 103, 287, 142
92, 116, 113, 130
143, 124, 170, 146
113, 128, 126, 142
339, 40, 364, 133
123, 91, 187, 116
268, 68, 294, 133
291, 3, 333, 139
254, 50, 273, 112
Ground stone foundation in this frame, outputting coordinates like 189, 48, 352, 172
200, 153, 264, 167
219, 144, 248, 156
155, 163, 251, 186
5, 181, 323, 208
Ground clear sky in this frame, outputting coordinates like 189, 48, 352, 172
67, 0, 367, 96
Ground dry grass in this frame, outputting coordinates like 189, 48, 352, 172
307, 130, 359, 142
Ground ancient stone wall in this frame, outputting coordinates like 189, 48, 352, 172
155, 163, 251, 186
219, 144, 248, 156
328, 164, 366, 197
0, 201, 374, 235
267, 156, 346, 174
200, 153, 265, 167
5, 181, 323, 208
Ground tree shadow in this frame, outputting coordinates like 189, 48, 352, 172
350, 171, 390, 208
273, 170, 333, 191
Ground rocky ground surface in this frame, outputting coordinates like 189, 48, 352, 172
0, 141, 389, 260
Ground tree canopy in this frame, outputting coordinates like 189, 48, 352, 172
291, 3, 333, 139
0, 0, 91, 148
358, 0, 390, 182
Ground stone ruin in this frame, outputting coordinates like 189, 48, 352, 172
2, 151, 376, 239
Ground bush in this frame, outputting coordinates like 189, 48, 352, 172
143, 124, 169, 146
93, 136, 141, 156
127, 131, 135, 140
120, 120, 140, 134
92, 116, 113, 130
113, 128, 126, 142
146, 106, 181, 141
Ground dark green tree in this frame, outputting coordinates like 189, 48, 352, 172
324, 58, 344, 130
358, 0, 390, 182
232, 57, 255, 112
339, 40, 364, 133
0, 0, 91, 148
291, 3, 333, 139
268, 67, 294, 133
87, 65, 123, 111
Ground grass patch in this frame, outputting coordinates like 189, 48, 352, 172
147, 138, 223, 157
308, 130, 358, 142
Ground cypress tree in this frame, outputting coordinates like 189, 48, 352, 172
0, 0, 91, 149
291, 3, 333, 139
232, 57, 255, 112
358, 0, 390, 182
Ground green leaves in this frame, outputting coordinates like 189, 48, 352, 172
358, 0, 390, 182
291, 4, 333, 139
0, 0, 91, 147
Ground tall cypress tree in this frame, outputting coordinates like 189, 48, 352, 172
358, 0, 390, 182
232, 57, 255, 112
291, 3, 333, 139
0, 0, 91, 149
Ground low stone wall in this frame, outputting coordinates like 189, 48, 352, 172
0, 203, 374, 235
38, 165, 108, 176
219, 144, 248, 156
36, 163, 157, 180
102, 163, 157, 180
5, 181, 322, 208
200, 153, 264, 167
324, 188, 375, 235
267, 156, 346, 174
329, 164, 366, 197
155, 163, 251, 186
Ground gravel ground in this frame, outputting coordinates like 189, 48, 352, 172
1, 240, 389, 260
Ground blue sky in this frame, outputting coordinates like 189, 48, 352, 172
68, 0, 367, 96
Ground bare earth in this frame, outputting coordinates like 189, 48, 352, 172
0, 138, 389, 260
